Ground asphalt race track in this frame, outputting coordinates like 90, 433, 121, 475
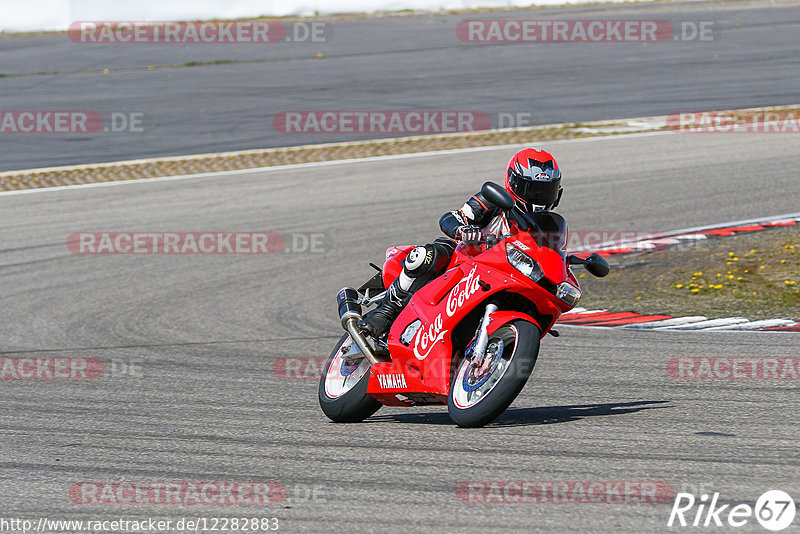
2, 0, 800, 170
1, 131, 799, 532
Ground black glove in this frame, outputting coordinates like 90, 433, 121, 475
456, 225, 482, 243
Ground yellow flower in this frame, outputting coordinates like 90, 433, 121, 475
727, 275, 734, 279
786, 281, 797, 285
693, 272, 703, 276
736, 277, 743, 280
759, 265, 766, 269
781, 260, 787, 264
716, 273, 722, 277
675, 284, 684, 288
750, 249, 756, 253
728, 252, 735, 256
690, 289, 699, 293
726, 261, 732, 265
732, 257, 738, 261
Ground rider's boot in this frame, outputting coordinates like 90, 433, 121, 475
358, 279, 412, 339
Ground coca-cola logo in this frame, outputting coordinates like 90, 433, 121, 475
446, 266, 482, 317
413, 314, 447, 360
413, 267, 482, 360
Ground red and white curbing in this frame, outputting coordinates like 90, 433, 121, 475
557, 308, 800, 332
563, 213, 800, 333
567, 213, 800, 258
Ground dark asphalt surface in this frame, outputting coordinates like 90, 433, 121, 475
1, 0, 800, 170
1, 132, 799, 532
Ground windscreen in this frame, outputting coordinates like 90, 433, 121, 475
521, 212, 569, 258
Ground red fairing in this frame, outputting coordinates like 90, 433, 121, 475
365, 229, 580, 404
382, 245, 414, 289
382, 246, 414, 289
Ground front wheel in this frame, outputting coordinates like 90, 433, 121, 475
319, 333, 381, 423
448, 320, 540, 428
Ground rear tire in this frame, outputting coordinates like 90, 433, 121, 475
318, 333, 381, 423
448, 320, 540, 428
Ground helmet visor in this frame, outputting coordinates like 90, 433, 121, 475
509, 174, 561, 206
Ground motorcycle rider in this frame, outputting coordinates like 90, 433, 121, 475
358, 147, 564, 339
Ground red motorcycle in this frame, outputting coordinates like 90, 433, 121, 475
318, 182, 609, 427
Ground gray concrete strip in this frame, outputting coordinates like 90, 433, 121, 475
2, 1, 800, 170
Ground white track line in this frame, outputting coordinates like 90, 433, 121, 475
620, 316, 708, 329
561, 308, 609, 316
702, 319, 797, 331
652, 317, 751, 330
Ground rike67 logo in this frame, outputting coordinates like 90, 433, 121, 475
669, 490, 796, 531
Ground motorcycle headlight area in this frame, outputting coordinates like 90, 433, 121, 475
505, 244, 544, 282
555, 281, 582, 307
399, 319, 421, 346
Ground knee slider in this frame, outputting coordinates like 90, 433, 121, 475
404, 245, 433, 275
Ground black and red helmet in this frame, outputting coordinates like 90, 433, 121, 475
505, 148, 562, 211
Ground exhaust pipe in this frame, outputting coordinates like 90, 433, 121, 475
337, 287, 380, 365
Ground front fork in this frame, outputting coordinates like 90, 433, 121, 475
470, 303, 498, 368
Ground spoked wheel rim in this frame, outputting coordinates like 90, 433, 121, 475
323, 335, 371, 399
452, 325, 518, 409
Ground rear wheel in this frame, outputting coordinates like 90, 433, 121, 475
318, 333, 381, 423
448, 321, 540, 428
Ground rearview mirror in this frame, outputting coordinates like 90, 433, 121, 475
568, 253, 611, 278
481, 181, 514, 211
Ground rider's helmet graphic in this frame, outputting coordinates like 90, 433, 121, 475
505, 148, 562, 211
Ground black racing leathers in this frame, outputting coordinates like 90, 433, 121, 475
439, 191, 505, 238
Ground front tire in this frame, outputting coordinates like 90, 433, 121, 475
448, 320, 540, 428
318, 333, 381, 423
